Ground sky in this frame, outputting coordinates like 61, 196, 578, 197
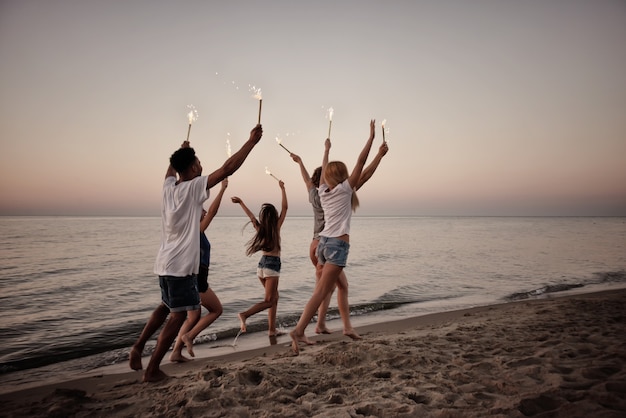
1, 0, 625, 217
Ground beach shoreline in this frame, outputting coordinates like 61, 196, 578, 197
2, 288, 625, 417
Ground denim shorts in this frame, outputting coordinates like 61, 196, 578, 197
257, 255, 281, 278
159, 275, 200, 312
317, 236, 350, 267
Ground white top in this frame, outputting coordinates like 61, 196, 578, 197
154, 175, 209, 276
318, 180, 353, 238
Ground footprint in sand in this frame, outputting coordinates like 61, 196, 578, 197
407, 392, 430, 405
237, 369, 263, 386
518, 394, 562, 416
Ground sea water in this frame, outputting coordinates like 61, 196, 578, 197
0, 216, 625, 392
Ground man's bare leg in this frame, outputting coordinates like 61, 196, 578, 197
130, 303, 169, 370
143, 311, 186, 383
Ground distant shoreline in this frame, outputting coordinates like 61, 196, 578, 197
2, 214, 625, 218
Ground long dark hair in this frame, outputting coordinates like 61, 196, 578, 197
311, 167, 322, 187
245, 203, 280, 256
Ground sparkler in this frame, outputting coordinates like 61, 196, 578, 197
327, 107, 334, 138
382, 119, 387, 142
232, 329, 242, 347
250, 85, 262, 124
226, 133, 232, 158
275, 136, 292, 154
265, 166, 280, 182
185, 105, 198, 142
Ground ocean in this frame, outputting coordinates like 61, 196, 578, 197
1, 216, 625, 393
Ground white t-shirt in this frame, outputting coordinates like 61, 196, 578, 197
154, 175, 209, 277
318, 180, 353, 238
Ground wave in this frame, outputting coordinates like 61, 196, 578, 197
504, 270, 626, 301
0, 298, 422, 375
3, 269, 625, 375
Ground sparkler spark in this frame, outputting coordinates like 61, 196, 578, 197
327, 107, 334, 138
214, 71, 241, 90
226, 134, 232, 158
185, 104, 198, 141
265, 166, 280, 182
382, 119, 388, 142
249, 85, 263, 124
186, 104, 198, 124
249, 85, 263, 100
275, 136, 292, 154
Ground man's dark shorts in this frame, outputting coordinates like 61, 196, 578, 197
159, 275, 200, 312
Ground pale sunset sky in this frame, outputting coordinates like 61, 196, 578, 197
1, 0, 625, 216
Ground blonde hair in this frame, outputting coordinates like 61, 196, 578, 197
324, 161, 359, 212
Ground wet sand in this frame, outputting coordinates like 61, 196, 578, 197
1, 289, 625, 417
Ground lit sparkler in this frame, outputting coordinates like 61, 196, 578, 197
185, 104, 198, 142
232, 329, 242, 347
226, 133, 232, 158
265, 166, 280, 182
382, 119, 387, 142
327, 107, 334, 138
275, 136, 292, 154
250, 85, 262, 124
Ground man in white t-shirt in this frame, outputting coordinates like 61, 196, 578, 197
130, 124, 263, 382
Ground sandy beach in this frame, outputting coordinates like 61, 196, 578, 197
1, 289, 625, 417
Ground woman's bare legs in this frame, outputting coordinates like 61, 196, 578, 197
315, 278, 335, 334
170, 309, 200, 362
308, 239, 319, 267
238, 276, 279, 335
169, 289, 223, 362
310, 238, 333, 334
336, 271, 361, 339
265, 277, 281, 335
290, 263, 342, 354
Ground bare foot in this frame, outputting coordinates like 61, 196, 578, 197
238, 313, 247, 333
343, 329, 362, 340
289, 330, 300, 355
269, 330, 286, 337
129, 346, 143, 371
315, 326, 332, 334
143, 369, 169, 383
182, 333, 195, 357
289, 330, 315, 355
169, 351, 192, 363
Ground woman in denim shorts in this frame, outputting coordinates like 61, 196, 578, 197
289, 138, 388, 335
290, 120, 377, 354
232, 179, 288, 336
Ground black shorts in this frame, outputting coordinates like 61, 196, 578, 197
197, 264, 209, 293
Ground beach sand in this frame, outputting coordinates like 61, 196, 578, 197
1, 289, 625, 417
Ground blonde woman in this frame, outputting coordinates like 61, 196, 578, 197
290, 136, 388, 335
290, 120, 377, 354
